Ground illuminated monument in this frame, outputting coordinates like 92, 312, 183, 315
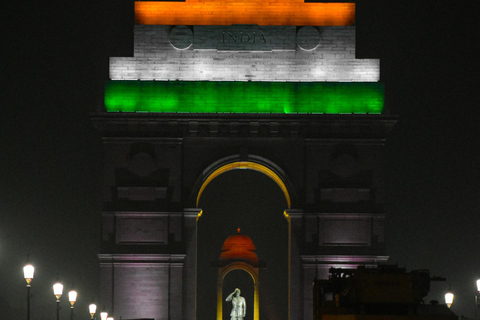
92, 0, 396, 319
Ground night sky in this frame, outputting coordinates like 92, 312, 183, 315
1, 1, 479, 320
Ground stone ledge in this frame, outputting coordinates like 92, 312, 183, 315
91, 113, 398, 139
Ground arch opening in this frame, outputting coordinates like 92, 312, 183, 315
196, 169, 289, 320
195, 161, 292, 209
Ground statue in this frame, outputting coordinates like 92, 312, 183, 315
226, 288, 246, 320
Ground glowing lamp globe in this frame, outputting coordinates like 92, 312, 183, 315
445, 292, 454, 308
23, 264, 34, 285
68, 290, 77, 307
476, 279, 480, 293
53, 282, 64, 300
107, 317, 114, 320
100, 311, 108, 320
89, 304, 97, 318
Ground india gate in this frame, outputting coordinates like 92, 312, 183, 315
91, 0, 396, 319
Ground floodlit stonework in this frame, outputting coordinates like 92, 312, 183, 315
93, 1, 396, 319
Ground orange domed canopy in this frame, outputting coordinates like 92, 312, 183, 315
219, 229, 259, 266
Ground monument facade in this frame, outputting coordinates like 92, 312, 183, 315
92, 0, 396, 319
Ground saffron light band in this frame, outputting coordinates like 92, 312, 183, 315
135, 1, 355, 26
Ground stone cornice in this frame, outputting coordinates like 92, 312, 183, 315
90, 113, 397, 139
98, 253, 186, 265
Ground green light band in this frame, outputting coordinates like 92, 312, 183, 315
104, 81, 384, 114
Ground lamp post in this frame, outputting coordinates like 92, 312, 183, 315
445, 291, 454, 308
475, 279, 480, 320
53, 281, 63, 320
89, 304, 97, 320
23, 264, 34, 320
68, 289, 77, 320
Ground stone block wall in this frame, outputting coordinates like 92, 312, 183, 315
109, 55, 379, 82
109, 25, 380, 82
133, 26, 355, 54
99, 254, 184, 320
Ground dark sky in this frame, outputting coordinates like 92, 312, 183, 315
1, 1, 479, 319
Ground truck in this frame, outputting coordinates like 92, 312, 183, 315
313, 266, 457, 320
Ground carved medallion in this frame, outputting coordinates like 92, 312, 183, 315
169, 25, 193, 50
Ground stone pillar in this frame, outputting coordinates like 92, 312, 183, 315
286, 209, 304, 320
170, 258, 184, 320
183, 208, 202, 320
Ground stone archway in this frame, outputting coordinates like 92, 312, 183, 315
193, 160, 292, 320
190, 154, 298, 210
196, 161, 291, 209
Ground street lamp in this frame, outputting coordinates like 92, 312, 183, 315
89, 304, 97, 320
23, 264, 34, 320
68, 289, 77, 320
475, 279, 480, 320
445, 291, 454, 308
107, 317, 114, 320
53, 281, 63, 320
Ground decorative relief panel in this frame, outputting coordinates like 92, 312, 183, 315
116, 216, 168, 244
318, 215, 372, 246
169, 25, 193, 50
135, 25, 355, 55
128, 152, 156, 177
297, 26, 321, 51
117, 186, 168, 201
320, 188, 370, 202
193, 25, 296, 51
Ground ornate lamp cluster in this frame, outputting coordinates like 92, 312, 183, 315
22, 262, 112, 320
